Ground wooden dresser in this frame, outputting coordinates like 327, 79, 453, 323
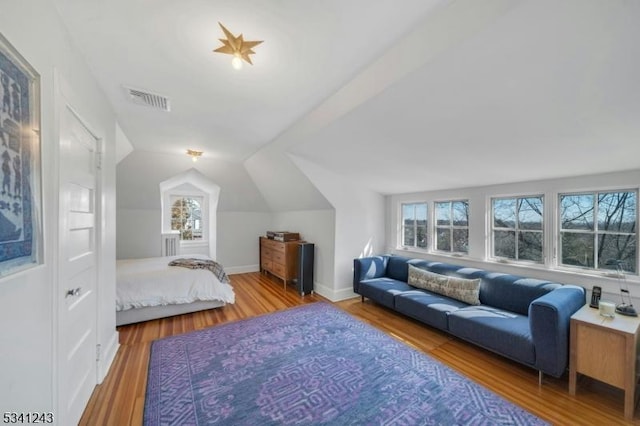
259, 236, 299, 286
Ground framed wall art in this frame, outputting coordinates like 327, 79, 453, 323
0, 33, 42, 278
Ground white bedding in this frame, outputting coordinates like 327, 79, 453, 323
116, 254, 235, 311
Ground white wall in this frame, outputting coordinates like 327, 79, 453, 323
116, 209, 161, 258
0, 0, 117, 415
115, 122, 133, 164
116, 151, 273, 270
116, 208, 275, 271
272, 210, 335, 294
290, 155, 385, 301
116, 205, 330, 280
217, 211, 273, 274
387, 169, 640, 306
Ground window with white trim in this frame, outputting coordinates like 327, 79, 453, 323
435, 200, 469, 254
170, 195, 205, 241
491, 196, 544, 263
559, 190, 637, 273
401, 202, 427, 249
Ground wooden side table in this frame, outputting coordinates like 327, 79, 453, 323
569, 304, 640, 420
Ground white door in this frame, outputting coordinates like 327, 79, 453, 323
58, 105, 99, 425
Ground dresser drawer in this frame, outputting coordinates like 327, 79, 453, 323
271, 262, 285, 277
270, 241, 285, 254
261, 238, 278, 249
261, 238, 287, 252
271, 250, 285, 264
259, 236, 300, 285
260, 238, 272, 248
262, 247, 273, 259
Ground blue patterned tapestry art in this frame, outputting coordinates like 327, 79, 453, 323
0, 33, 41, 275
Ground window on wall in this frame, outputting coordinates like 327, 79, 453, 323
435, 200, 469, 254
559, 190, 637, 273
401, 202, 427, 249
492, 196, 544, 263
170, 195, 204, 241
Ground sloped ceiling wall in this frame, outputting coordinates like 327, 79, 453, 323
117, 150, 270, 212
116, 150, 273, 262
244, 144, 332, 212
249, 0, 640, 202
115, 122, 133, 164
244, 0, 521, 207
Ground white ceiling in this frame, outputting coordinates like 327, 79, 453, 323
53, 0, 640, 195
52, 0, 446, 162
290, 0, 640, 194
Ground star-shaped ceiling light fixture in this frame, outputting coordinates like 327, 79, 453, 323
186, 149, 203, 162
213, 22, 263, 70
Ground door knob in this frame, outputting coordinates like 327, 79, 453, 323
66, 287, 81, 297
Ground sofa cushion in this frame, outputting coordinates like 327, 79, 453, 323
359, 278, 413, 309
408, 265, 481, 305
448, 305, 535, 365
387, 256, 411, 282
395, 290, 468, 330
480, 273, 560, 316
354, 256, 389, 282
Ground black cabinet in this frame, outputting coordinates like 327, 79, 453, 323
296, 243, 314, 295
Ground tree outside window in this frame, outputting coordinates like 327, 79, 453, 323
170, 196, 203, 241
435, 200, 469, 254
560, 191, 637, 273
401, 203, 427, 249
492, 196, 544, 263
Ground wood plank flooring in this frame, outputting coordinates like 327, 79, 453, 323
80, 272, 639, 425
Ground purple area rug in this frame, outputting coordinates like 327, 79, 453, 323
144, 302, 547, 425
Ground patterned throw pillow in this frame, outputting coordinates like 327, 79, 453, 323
407, 265, 481, 305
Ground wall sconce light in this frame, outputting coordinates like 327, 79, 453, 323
187, 149, 203, 162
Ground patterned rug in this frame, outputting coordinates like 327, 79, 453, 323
144, 302, 547, 425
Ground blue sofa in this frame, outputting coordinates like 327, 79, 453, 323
353, 255, 585, 379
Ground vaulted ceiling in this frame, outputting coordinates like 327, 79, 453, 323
53, 0, 640, 196
52, 0, 445, 160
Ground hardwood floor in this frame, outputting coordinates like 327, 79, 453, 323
81, 272, 639, 425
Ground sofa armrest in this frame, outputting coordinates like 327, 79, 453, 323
529, 285, 585, 377
353, 256, 389, 293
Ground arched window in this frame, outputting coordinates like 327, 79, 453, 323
159, 169, 220, 259
171, 196, 204, 241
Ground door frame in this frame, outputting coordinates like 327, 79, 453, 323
52, 70, 105, 425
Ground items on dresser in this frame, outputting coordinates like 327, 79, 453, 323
266, 231, 300, 242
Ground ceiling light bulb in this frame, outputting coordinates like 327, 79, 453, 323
231, 55, 243, 70
187, 149, 203, 162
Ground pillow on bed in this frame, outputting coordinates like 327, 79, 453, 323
407, 265, 481, 305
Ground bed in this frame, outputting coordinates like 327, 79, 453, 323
116, 254, 235, 326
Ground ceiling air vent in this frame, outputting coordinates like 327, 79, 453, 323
125, 86, 171, 112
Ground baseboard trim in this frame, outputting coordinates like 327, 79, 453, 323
314, 282, 357, 302
226, 264, 260, 275
99, 330, 120, 383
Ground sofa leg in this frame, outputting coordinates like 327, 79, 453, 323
538, 371, 543, 386
361, 295, 364, 302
